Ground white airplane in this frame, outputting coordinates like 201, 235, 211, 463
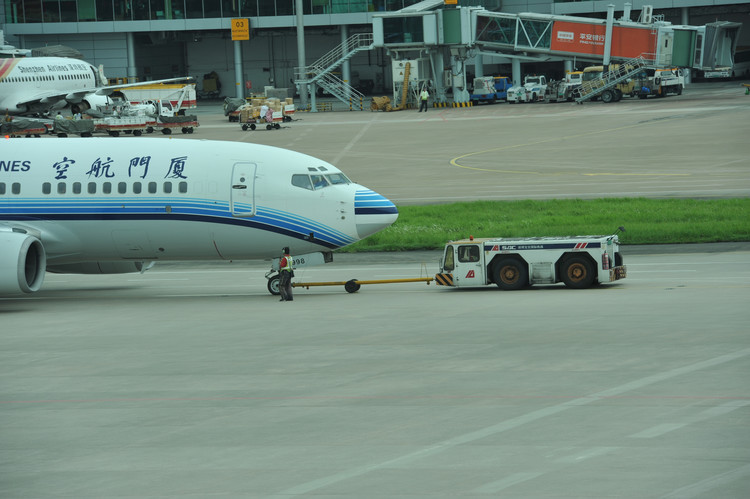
0, 137, 398, 296
0, 54, 190, 116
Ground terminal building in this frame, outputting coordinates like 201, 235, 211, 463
1, 0, 747, 107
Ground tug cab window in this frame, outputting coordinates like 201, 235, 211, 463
458, 245, 480, 263
443, 245, 455, 271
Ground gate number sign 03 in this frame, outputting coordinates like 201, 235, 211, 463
231, 19, 250, 41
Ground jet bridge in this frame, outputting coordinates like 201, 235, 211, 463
372, 5, 741, 104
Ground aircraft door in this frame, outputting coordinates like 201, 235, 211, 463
231, 162, 257, 217
453, 244, 484, 286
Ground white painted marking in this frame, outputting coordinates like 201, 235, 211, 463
631, 423, 687, 439
661, 463, 750, 498
272, 348, 750, 497
555, 446, 619, 463
631, 400, 750, 438
331, 114, 378, 165
471, 472, 544, 494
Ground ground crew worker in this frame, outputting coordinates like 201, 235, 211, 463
279, 247, 294, 301
419, 87, 429, 112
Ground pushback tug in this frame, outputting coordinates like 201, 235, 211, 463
435, 229, 627, 290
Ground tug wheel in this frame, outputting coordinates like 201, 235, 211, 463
493, 258, 528, 290
561, 256, 595, 289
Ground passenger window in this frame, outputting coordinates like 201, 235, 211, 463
311, 174, 329, 190
42, 182, 51, 194
163, 182, 172, 194
458, 245, 480, 263
88, 182, 96, 194
133, 182, 142, 194
118, 182, 127, 194
12, 182, 20, 195
292, 174, 312, 190
178, 181, 187, 193
57, 182, 66, 194
72, 182, 82, 194
0, 183, 5, 195
148, 182, 157, 194
103, 182, 112, 194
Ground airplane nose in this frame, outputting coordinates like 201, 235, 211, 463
354, 188, 398, 239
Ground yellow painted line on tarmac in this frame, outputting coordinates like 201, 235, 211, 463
450, 121, 691, 177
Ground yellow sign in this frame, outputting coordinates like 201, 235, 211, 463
444, 0, 458, 4
231, 18, 250, 41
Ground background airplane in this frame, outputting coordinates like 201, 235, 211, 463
0, 51, 190, 116
0, 138, 398, 296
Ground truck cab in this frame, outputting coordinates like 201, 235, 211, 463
507, 75, 547, 103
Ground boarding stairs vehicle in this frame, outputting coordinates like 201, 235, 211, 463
574, 55, 651, 103
294, 33, 374, 110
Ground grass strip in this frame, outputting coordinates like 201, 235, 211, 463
344, 198, 750, 252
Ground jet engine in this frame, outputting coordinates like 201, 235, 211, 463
0, 231, 46, 294
70, 94, 114, 115
46, 261, 154, 274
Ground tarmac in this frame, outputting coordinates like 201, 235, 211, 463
1, 80, 749, 498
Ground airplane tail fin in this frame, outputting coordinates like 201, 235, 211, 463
98, 64, 108, 86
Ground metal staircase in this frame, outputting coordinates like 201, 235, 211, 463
294, 33, 374, 110
574, 55, 652, 103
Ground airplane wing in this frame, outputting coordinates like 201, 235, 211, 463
13, 76, 193, 110
95, 76, 194, 96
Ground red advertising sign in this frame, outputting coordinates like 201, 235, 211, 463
551, 21, 656, 59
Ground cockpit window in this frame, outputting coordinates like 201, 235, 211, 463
292, 172, 350, 190
292, 174, 313, 190
311, 174, 329, 190
325, 173, 350, 185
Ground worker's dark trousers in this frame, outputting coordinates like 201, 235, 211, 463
419, 100, 428, 112
279, 271, 293, 301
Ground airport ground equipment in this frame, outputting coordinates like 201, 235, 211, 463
1, 117, 48, 137
435, 230, 627, 290
575, 56, 650, 103
264, 251, 433, 295
370, 96, 393, 112
118, 83, 196, 113
470, 76, 511, 104
507, 75, 548, 103
546, 72, 583, 102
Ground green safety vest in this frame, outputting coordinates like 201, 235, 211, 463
280, 255, 293, 272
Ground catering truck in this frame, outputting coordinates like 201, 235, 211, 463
434, 231, 626, 290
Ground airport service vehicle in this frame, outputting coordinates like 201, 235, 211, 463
470, 76, 512, 104
507, 75, 547, 103
547, 71, 583, 102
653, 68, 685, 95
118, 83, 196, 113
0, 138, 398, 296
434, 231, 627, 290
